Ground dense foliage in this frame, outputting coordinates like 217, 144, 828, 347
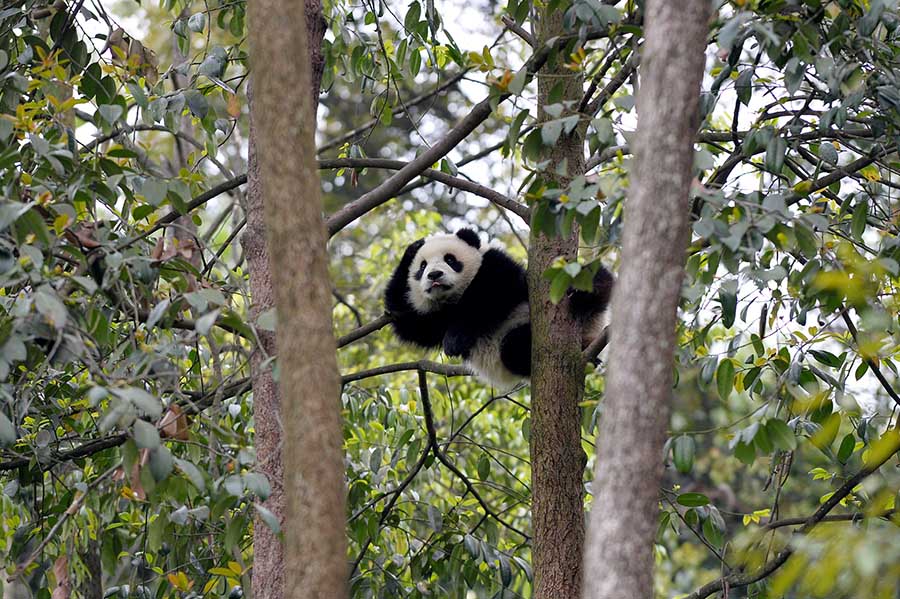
1, 0, 899, 598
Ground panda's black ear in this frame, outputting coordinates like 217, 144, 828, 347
455, 228, 481, 249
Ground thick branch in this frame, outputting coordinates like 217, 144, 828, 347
336, 313, 393, 348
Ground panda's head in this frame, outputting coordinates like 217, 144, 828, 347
407, 228, 483, 312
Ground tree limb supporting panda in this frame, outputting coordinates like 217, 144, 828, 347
384, 228, 613, 388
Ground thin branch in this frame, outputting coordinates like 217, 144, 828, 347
341, 360, 471, 385
116, 174, 248, 250
319, 158, 530, 221
584, 48, 640, 116
763, 510, 896, 531
332, 290, 363, 327
841, 311, 900, 408
0, 377, 251, 473
336, 313, 393, 348
349, 426, 432, 577
582, 326, 609, 364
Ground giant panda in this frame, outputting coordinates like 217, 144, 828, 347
384, 228, 614, 387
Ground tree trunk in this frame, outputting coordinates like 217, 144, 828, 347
244, 2, 330, 599
582, 2, 709, 598
528, 9, 588, 599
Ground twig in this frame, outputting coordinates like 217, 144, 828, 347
317, 70, 470, 154
348, 429, 432, 577
582, 326, 609, 364
332, 290, 363, 327
583, 47, 639, 115
841, 311, 900, 408
501, 15, 535, 46
763, 510, 895, 530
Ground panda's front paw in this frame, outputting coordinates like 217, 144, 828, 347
443, 331, 472, 358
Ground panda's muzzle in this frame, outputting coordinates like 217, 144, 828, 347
425, 270, 451, 292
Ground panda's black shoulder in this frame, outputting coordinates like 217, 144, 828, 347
462, 246, 528, 305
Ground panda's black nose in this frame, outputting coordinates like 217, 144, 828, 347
427, 270, 444, 281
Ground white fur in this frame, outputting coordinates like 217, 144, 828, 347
406, 234, 483, 313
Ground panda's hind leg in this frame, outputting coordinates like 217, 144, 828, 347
500, 324, 531, 378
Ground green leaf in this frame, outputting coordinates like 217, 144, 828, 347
676, 492, 709, 507
114, 387, 162, 419
851, 201, 868, 240
148, 446, 174, 481
188, 12, 206, 32
765, 136, 787, 173
541, 119, 563, 146
549, 271, 571, 304
716, 359, 735, 401
509, 67, 528, 95
35, 287, 67, 329
175, 458, 206, 491
734, 440, 756, 465
810, 349, 843, 368
243, 472, 272, 500
477, 454, 491, 480
224, 474, 244, 497
254, 502, 281, 534
818, 142, 838, 165
97, 104, 123, 125
672, 436, 696, 474
132, 419, 160, 449
836, 433, 855, 463
735, 69, 753, 105
404, 1, 421, 28
141, 179, 167, 207
0, 411, 16, 447
719, 290, 736, 328
765, 419, 797, 451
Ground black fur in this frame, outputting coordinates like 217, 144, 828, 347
384, 229, 613, 382
455, 228, 481, 249
500, 324, 532, 377
384, 239, 451, 348
569, 264, 615, 325
441, 247, 528, 359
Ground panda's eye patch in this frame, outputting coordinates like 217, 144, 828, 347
414, 260, 426, 280
444, 254, 463, 272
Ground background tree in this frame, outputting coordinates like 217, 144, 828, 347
1, 0, 900, 598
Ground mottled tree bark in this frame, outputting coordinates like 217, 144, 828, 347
244, 2, 329, 599
528, 8, 588, 599
582, 2, 710, 598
